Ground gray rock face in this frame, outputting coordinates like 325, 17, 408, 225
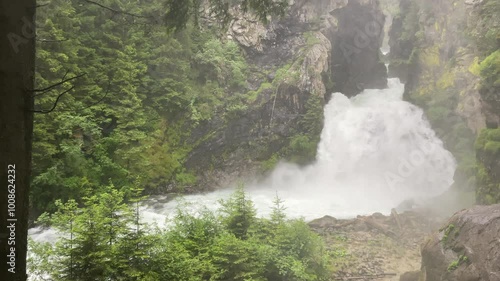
388, 0, 488, 133
465, 0, 484, 5
400, 271, 420, 281
185, 0, 388, 190
387, 0, 492, 195
420, 204, 500, 281
329, 0, 388, 96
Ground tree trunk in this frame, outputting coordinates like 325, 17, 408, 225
0, 0, 36, 280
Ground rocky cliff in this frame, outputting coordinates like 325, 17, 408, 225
415, 204, 500, 281
387, 1, 500, 280
184, 0, 388, 190
388, 0, 500, 203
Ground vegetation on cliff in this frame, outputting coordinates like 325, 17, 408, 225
388, 0, 500, 202
474, 128, 500, 204
31, 0, 309, 217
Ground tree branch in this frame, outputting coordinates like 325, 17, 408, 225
37, 38, 69, 43
58, 80, 113, 112
61, 70, 70, 81
32, 73, 86, 96
32, 86, 75, 114
81, 0, 150, 19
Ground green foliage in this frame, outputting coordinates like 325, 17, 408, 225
257, 93, 324, 169
304, 32, 321, 47
442, 223, 456, 245
175, 170, 199, 186
475, 128, 500, 204
391, 0, 499, 203
469, 57, 482, 76
484, 142, 500, 155
475, 128, 500, 152
282, 95, 324, 165
31, 184, 153, 281
260, 154, 280, 172
426, 106, 451, 124
32, 0, 275, 215
193, 39, 248, 89
247, 82, 273, 103
219, 185, 257, 240
155, 0, 289, 32
469, 3, 500, 205
169, 207, 223, 257
447, 254, 468, 271
400, 1, 420, 42
406, 63, 475, 191
30, 189, 332, 281
274, 63, 300, 85
479, 50, 500, 102
284, 134, 318, 164
209, 233, 269, 280
329, 248, 348, 259
270, 195, 287, 225
300, 95, 324, 137
469, 0, 500, 55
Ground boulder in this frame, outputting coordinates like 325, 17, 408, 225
420, 204, 500, 281
400, 271, 420, 281
308, 215, 338, 228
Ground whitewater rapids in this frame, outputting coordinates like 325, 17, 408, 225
29, 78, 456, 241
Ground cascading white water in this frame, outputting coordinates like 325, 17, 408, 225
118, 77, 456, 226
256, 78, 456, 217
29, 77, 456, 242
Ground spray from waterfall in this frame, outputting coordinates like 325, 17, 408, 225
29, 78, 457, 242
132, 77, 457, 225
253, 78, 456, 217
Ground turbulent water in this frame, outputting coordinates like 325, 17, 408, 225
29, 78, 456, 241
258, 78, 454, 217
113, 78, 456, 227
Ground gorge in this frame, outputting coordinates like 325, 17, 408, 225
25, 0, 500, 280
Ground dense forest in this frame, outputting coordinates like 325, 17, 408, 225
29, 187, 332, 280
28, 0, 336, 280
32, 0, 283, 216
1, 0, 499, 279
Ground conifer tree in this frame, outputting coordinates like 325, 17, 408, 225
219, 185, 257, 240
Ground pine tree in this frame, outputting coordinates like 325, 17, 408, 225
219, 185, 257, 240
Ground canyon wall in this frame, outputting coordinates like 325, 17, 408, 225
185, 0, 388, 190
388, 0, 499, 203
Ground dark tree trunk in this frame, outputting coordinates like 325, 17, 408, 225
0, 0, 36, 280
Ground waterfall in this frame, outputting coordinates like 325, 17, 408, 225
256, 78, 456, 218
29, 78, 456, 242
120, 77, 456, 226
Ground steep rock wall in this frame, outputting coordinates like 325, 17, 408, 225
329, 0, 387, 96
184, 0, 387, 190
388, 0, 500, 202
419, 204, 500, 281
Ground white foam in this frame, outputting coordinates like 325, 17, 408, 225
29, 78, 456, 243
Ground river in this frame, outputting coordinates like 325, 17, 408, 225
29, 77, 456, 242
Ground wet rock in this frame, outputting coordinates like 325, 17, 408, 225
329, 0, 388, 97
312, 210, 441, 280
420, 204, 500, 281
185, 0, 388, 190
400, 271, 420, 281
308, 215, 338, 228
